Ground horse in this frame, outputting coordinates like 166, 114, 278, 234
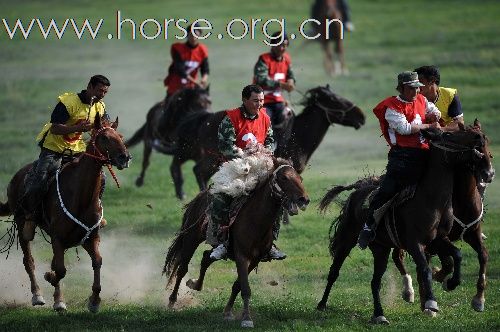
310, 0, 347, 76
162, 158, 309, 328
125, 86, 211, 187
391, 120, 495, 312
0, 114, 131, 312
316, 123, 492, 324
168, 85, 365, 200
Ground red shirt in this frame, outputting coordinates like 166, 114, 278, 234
373, 94, 429, 149
255, 52, 291, 104
163, 42, 208, 95
225, 107, 271, 149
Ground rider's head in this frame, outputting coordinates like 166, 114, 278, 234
87, 75, 110, 103
270, 31, 289, 59
414, 65, 440, 101
242, 84, 264, 116
396, 71, 424, 102
187, 23, 201, 47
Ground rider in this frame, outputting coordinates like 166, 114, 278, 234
311, 0, 355, 32
414, 65, 463, 126
163, 23, 209, 99
209, 84, 287, 261
357, 71, 441, 249
253, 31, 295, 150
20, 75, 111, 241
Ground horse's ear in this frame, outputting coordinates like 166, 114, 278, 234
458, 122, 465, 131
473, 118, 481, 130
94, 112, 102, 129
111, 117, 119, 129
205, 84, 210, 94
326, 84, 330, 90
421, 127, 443, 141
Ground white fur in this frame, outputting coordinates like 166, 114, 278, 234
210, 144, 274, 197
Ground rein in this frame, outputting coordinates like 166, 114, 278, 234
56, 168, 103, 245
84, 126, 121, 188
453, 202, 484, 240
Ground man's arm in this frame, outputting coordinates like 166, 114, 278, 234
254, 57, 279, 88
49, 102, 92, 135
264, 126, 275, 152
170, 48, 187, 78
448, 94, 464, 124
218, 115, 243, 159
385, 108, 439, 135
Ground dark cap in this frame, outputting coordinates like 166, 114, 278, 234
397, 71, 424, 88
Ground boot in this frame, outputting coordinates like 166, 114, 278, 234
210, 243, 227, 260
268, 244, 287, 260
357, 225, 376, 250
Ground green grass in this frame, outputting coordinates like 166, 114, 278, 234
1, 0, 500, 331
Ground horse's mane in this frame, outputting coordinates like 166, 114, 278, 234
299, 86, 351, 114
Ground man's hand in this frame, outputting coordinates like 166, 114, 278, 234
426, 113, 440, 124
74, 120, 92, 133
279, 80, 295, 93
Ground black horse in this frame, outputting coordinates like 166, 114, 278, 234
316, 124, 493, 324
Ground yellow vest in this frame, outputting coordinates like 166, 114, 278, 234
435, 87, 457, 126
36, 93, 105, 154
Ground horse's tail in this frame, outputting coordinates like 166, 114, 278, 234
324, 178, 379, 257
125, 123, 146, 148
162, 190, 210, 286
0, 201, 10, 216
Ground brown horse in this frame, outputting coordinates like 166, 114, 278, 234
311, 0, 347, 76
0, 114, 130, 312
392, 121, 495, 312
162, 158, 309, 328
316, 124, 492, 324
125, 86, 211, 188
166, 85, 364, 200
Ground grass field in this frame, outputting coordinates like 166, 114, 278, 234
1, 0, 499, 331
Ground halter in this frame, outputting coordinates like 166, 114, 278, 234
270, 164, 295, 200
84, 126, 121, 188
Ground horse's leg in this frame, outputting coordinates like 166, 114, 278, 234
317, 242, 354, 310
18, 232, 45, 306
44, 238, 67, 311
334, 38, 347, 75
464, 229, 488, 312
136, 139, 153, 187
186, 250, 215, 292
369, 244, 391, 324
193, 161, 213, 191
428, 239, 462, 292
168, 240, 203, 307
82, 236, 102, 313
407, 243, 439, 316
170, 155, 186, 200
322, 42, 335, 76
391, 249, 414, 303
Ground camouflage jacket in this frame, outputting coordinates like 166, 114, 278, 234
218, 107, 274, 159
254, 56, 296, 88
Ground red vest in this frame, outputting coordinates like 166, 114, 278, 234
164, 42, 208, 95
373, 94, 429, 149
225, 107, 271, 149
255, 52, 291, 104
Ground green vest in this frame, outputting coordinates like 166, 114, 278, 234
36, 93, 105, 154
435, 87, 457, 126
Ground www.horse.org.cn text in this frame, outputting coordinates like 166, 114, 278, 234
1, 11, 344, 46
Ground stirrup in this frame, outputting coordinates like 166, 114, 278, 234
210, 244, 227, 260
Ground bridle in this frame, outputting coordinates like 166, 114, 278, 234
270, 164, 295, 200
307, 89, 357, 125
84, 126, 121, 188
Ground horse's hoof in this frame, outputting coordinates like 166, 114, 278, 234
168, 301, 175, 309
402, 290, 415, 303
424, 300, 439, 312
177, 193, 186, 201
241, 320, 254, 328
135, 177, 144, 187
370, 316, 389, 324
317, 302, 327, 311
223, 311, 235, 321
442, 275, 458, 292
471, 296, 485, 312
88, 302, 100, 313
31, 294, 46, 306
186, 279, 200, 291
53, 301, 67, 312
423, 309, 437, 317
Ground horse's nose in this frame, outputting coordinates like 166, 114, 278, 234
117, 153, 132, 167
298, 196, 310, 210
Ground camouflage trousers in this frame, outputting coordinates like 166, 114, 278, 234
207, 192, 282, 247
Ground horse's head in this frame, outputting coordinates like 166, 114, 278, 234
302, 85, 365, 129
89, 114, 132, 170
270, 158, 310, 215
422, 120, 495, 184
177, 86, 211, 111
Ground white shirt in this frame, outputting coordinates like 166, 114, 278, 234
385, 96, 441, 135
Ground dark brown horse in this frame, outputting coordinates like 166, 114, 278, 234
165, 85, 364, 200
316, 124, 492, 324
311, 0, 347, 76
0, 114, 130, 312
162, 158, 309, 328
125, 86, 211, 188
392, 121, 495, 312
